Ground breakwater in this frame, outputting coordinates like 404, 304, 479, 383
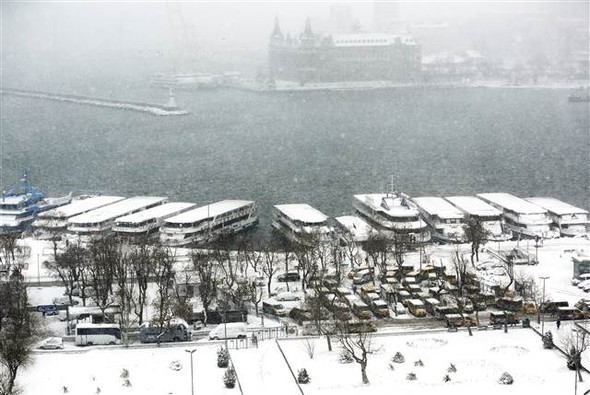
0, 88, 189, 116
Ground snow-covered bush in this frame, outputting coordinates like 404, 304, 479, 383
223, 367, 236, 388
406, 372, 417, 381
414, 359, 424, 367
339, 349, 354, 364
447, 363, 457, 373
169, 360, 183, 371
542, 331, 554, 349
443, 374, 451, 382
392, 352, 405, 364
120, 369, 131, 387
297, 368, 311, 384
217, 347, 230, 368
498, 372, 514, 385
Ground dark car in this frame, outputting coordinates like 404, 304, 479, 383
277, 272, 301, 282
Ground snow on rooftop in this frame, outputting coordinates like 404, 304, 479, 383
274, 204, 328, 223
39, 196, 125, 219
354, 193, 420, 217
412, 197, 464, 219
68, 197, 168, 224
115, 202, 195, 224
335, 215, 375, 241
445, 196, 503, 217
524, 197, 588, 216
477, 193, 547, 215
165, 200, 254, 224
332, 33, 416, 47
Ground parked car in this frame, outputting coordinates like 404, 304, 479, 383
276, 292, 301, 302
52, 296, 79, 306
38, 337, 64, 350
277, 272, 301, 282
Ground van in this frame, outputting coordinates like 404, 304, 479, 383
407, 299, 427, 317
445, 314, 476, 328
277, 272, 300, 282
371, 299, 390, 318
262, 300, 286, 316
424, 298, 441, 316
140, 318, 192, 343
396, 290, 412, 307
522, 300, 537, 315
352, 300, 373, 320
353, 269, 373, 285
208, 322, 248, 340
489, 311, 519, 326
557, 307, 585, 321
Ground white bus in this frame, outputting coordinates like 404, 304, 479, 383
75, 323, 122, 346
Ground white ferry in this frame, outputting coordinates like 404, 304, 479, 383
334, 215, 376, 243
159, 200, 257, 246
476, 193, 556, 239
352, 193, 430, 243
34, 195, 125, 235
67, 196, 168, 238
445, 196, 512, 241
412, 197, 466, 243
272, 204, 334, 245
113, 202, 196, 236
524, 197, 589, 237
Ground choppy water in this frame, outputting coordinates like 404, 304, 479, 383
1, 86, 588, 238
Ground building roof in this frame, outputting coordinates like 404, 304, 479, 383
115, 202, 196, 225
524, 197, 588, 216
476, 193, 547, 215
332, 33, 417, 47
39, 196, 125, 219
445, 196, 503, 217
412, 197, 464, 219
165, 200, 254, 224
274, 204, 328, 223
334, 215, 375, 241
68, 197, 168, 224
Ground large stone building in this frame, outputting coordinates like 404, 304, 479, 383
268, 18, 421, 84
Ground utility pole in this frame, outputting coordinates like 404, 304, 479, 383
540, 276, 550, 335
185, 349, 197, 395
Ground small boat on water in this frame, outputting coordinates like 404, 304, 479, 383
0, 171, 72, 234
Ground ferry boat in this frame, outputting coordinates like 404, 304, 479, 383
272, 204, 334, 245
352, 193, 431, 243
334, 215, 376, 243
0, 171, 71, 233
524, 197, 589, 237
445, 196, 512, 241
476, 193, 557, 239
412, 197, 466, 243
113, 202, 195, 236
34, 195, 125, 235
67, 196, 168, 239
159, 200, 257, 246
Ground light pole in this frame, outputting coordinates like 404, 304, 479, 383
37, 254, 40, 286
185, 349, 197, 395
540, 276, 550, 335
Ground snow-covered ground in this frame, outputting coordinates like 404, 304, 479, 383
19, 327, 587, 395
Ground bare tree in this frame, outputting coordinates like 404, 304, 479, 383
87, 236, 118, 316
562, 327, 589, 383
112, 244, 135, 347
336, 321, 373, 384
0, 234, 23, 274
47, 240, 87, 306
192, 250, 218, 326
150, 244, 177, 342
172, 271, 194, 323
248, 280, 264, 316
129, 243, 153, 325
364, 231, 390, 280
261, 245, 279, 296
463, 218, 489, 265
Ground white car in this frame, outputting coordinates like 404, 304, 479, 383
38, 337, 64, 350
276, 292, 301, 302
578, 280, 590, 289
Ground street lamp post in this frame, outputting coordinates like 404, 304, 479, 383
185, 349, 197, 395
540, 276, 550, 335
37, 254, 40, 286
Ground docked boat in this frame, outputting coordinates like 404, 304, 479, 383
159, 200, 257, 246
412, 197, 466, 243
272, 203, 334, 245
524, 197, 589, 237
67, 196, 168, 238
476, 193, 557, 239
352, 193, 430, 243
113, 202, 195, 236
0, 171, 71, 234
445, 195, 512, 241
334, 215, 376, 244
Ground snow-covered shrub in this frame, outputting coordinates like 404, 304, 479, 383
120, 369, 131, 387
498, 372, 514, 385
447, 363, 457, 373
169, 360, 183, 371
414, 359, 424, 367
406, 372, 417, 381
217, 347, 230, 368
62, 386, 68, 393
339, 349, 354, 364
297, 368, 311, 384
392, 352, 405, 364
542, 331, 554, 349
223, 367, 236, 388
443, 374, 451, 382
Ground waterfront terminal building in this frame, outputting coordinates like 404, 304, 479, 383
269, 18, 421, 84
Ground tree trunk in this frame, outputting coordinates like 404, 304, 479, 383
326, 334, 332, 352
360, 361, 369, 384
467, 324, 473, 336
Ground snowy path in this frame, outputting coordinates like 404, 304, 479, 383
230, 340, 302, 395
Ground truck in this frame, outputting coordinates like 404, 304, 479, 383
139, 318, 192, 343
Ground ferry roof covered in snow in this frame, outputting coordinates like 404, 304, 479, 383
274, 204, 328, 224
477, 193, 547, 215
115, 202, 195, 225
38, 196, 125, 220
334, 215, 375, 242
354, 193, 420, 217
412, 197, 464, 219
524, 197, 588, 216
69, 197, 168, 225
165, 200, 254, 224
445, 196, 503, 217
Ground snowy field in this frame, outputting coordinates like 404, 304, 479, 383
19, 327, 587, 395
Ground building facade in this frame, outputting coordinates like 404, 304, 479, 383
269, 18, 421, 84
